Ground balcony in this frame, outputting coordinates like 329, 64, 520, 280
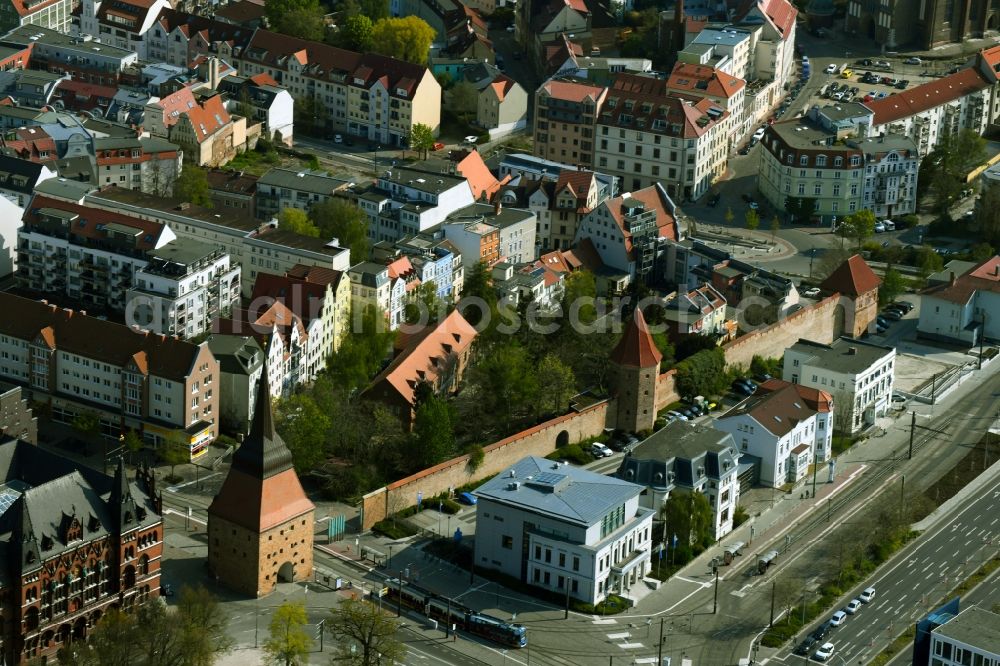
611, 547, 648, 575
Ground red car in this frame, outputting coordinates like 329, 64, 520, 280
431, 142, 445, 151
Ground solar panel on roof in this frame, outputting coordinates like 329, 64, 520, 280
532, 472, 566, 486
0, 486, 23, 516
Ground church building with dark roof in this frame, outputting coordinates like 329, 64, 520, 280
0, 438, 163, 665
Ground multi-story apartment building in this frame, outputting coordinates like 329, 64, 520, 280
783, 337, 895, 434
443, 202, 537, 265
348, 262, 391, 328
93, 136, 183, 195
206, 334, 263, 435
662, 283, 728, 340
594, 73, 729, 199
126, 239, 241, 339
918, 255, 1000, 347
232, 30, 441, 147
441, 218, 501, 268
666, 62, 748, 141
217, 72, 295, 147
499, 153, 618, 196
681, 28, 754, 81
0, 0, 73, 36
716, 380, 834, 487
251, 268, 345, 365
0, 381, 37, 444
476, 456, 655, 605
2, 24, 137, 85
0, 292, 220, 455
864, 67, 991, 157
357, 166, 475, 244
616, 422, 740, 540
533, 78, 606, 168
75, 0, 171, 60
206, 168, 257, 213
145, 9, 248, 68
374, 235, 463, 302
734, 0, 797, 107
758, 107, 919, 224
0, 155, 56, 211
498, 169, 605, 252
61, 185, 351, 296
574, 183, 681, 283
17, 183, 176, 314
256, 168, 353, 221
283, 264, 353, 354
0, 440, 163, 666
144, 88, 248, 167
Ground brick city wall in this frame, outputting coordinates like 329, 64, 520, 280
360, 402, 610, 530
654, 368, 679, 412
721, 295, 841, 369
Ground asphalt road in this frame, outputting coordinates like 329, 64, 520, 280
772, 474, 1000, 666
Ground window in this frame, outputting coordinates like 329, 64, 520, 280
572, 556, 579, 571
559, 553, 566, 567
501, 535, 513, 549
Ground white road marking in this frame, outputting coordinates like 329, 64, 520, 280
608, 632, 631, 640
635, 659, 658, 664
676, 576, 712, 588
593, 618, 617, 625
163, 508, 206, 526
935, 545, 943, 553
619, 642, 644, 649
922, 563, 933, 573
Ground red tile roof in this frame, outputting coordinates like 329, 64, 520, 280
284, 264, 345, 289
154, 87, 198, 129
185, 94, 231, 142
667, 62, 745, 100
865, 67, 990, 125
923, 255, 1000, 304
540, 78, 606, 104
603, 73, 728, 139
0, 293, 206, 381
251, 273, 327, 326
610, 308, 663, 368
758, 378, 833, 413
721, 382, 823, 436
26, 195, 169, 250
369, 310, 477, 406
820, 254, 881, 296
10, 0, 67, 18
601, 183, 678, 256
736, 0, 797, 38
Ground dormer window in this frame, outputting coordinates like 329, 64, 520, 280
799, 155, 808, 166
816, 155, 827, 166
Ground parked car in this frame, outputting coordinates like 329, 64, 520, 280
334, 134, 343, 144
882, 220, 895, 231
814, 642, 835, 662
876, 316, 891, 328
708, 192, 721, 207
738, 145, 752, 155
748, 200, 759, 210
904, 56, 922, 64
803, 287, 821, 297
591, 442, 614, 458
874, 222, 886, 232
811, 621, 834, 641
896, 301, 915, 312
754, 373, 772, 383
882, 310, 903, 321
795, 636, 818, 656
752, 127, 766, 141
855, 58, 872, 66
463, 135, 479, 145
431, 142, 445, 151
859, 587, 876, 603
830, 610, 847, 626
845, 599, 862, 614
458, 492, 478, 505
825, 63, 837, 74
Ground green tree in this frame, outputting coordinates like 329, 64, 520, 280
65, 607, 142, 666
72, 410, 100, 442
294, 94, 330, 137
158, 438, 189, 480
412, 394, 455, 468
784, 196, 817, 224
173, 165, 212, 207
674, 347, 727, 397
308, 199, 369, 263
279, 208, 320, 237
341, 14, 374, 51
360, 0, 390, 18
724, 207, 734, 227
536, 353, 576, 416
469, 342, 539, 431
744, 208, 760, 237
839, 209, 876, 250
458, 261, 498, 328
449, 81, 479, 122
970, 242, 995, 262
408, 122, 435, 159
176, 584, 233, 662
123, 429, 143, 464
370, 16, 436, 65
266, 0, 325, 40
659, 490, 715, 562
925, 129, 987, 216
770, 215, 781, 242
326, 305, 396, 393
914, 244, 944, 277
327, 598, 407, 666
275, 393, 331, 473
879, 267, 907, 305
263, 601, 312, 666
404, 280, 444, 325
977, 184, 1000, 246
561, 270, 598, 325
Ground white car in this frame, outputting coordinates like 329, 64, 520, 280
506, 24, 515, 32
904, 56, 921, 64
752, 127, 766, 141
334, 134, 343, 144
845, 599, 862, 614
813, 642, 835, 662
825, 64, 837, 74
859, 587, 876, 603
463, 135, 479, 145
874, 222, 886, 233
830, 610, 847, 626
803, 287, 821, 298
591, 443, 613, 458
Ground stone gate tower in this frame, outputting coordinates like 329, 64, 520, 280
609, 308, 663, 434
208, 373, 314, 597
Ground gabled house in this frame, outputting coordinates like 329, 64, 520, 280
459, 63, 528, 139
145, 9, 251, 68
216, 72, 295, 146
918, 255, 1000, 347
715, 380, 833, 487
75, 0, 172, 60
144, 87, 249, 166
666, 62, 748, 139
522, 0, 592, 71
251, 274, 331, 380
365, 309, 477, 429
573, 183, 680, 285
663, 283, 730, 341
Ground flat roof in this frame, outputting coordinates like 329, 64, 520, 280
788, 337, 894, 374
34, 178, 97, 201
90, 187, 261, 232
257, 167, 352, 194
632, 421, 734, 461
146, 237, 221, 266
933, 607, 1000, 655
254, 228, 347, 255
379, 166, 467, 195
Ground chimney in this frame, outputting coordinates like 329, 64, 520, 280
847, 347, 858, 355
208, 56, 221, 90
950, 271, 957, 286
494, 200, 502, 216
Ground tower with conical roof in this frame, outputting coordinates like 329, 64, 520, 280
208, 373, 315, 597
609, 309, 663, 434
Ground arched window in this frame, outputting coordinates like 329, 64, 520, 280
834, 156, 843, 167
138, 555, 149, 576
816, 155, 827, 166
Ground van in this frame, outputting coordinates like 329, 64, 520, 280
882, 220, 895, 231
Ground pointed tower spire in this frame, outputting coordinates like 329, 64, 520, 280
108, 456, 137, 532
610, 308, 663, 369
13, 495, 41, 570
231, 372, 294, 480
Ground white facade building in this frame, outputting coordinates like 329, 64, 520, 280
126, 240, 241, 340
783, 337, 895, 434
714, 380, 833, 487
918, 256, 1000, 347
357, 167, 475, 244
615, 422, 740, 541
474, 456, 655, 605
929, 607, 1000, 666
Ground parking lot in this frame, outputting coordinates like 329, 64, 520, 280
806, 56, 970, 110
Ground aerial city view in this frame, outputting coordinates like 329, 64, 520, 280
1, 0, 1000, 662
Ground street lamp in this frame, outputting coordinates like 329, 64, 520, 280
373, 144, 382, 175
